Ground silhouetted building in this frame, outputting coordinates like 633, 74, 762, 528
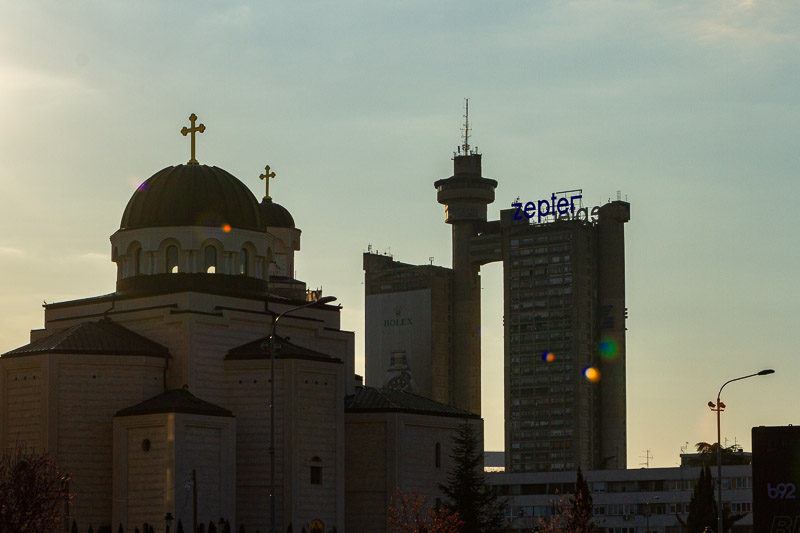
365, 131, 631, 472
498, 200, 630, 472
363, 252, 454, 405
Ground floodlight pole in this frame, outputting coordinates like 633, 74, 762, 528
267, 295, 336, 533
709, 369, 774, 533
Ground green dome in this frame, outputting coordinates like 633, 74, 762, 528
120, 164, 264, 231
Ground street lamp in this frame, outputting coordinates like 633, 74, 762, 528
265, 295, 337, 533
708, 368, 774, 533
164, 512, 173, 533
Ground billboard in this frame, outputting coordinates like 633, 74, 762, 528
752, 426, 800, 532
365, 289, 432, 396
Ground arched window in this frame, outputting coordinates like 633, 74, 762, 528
239, 248, 249, 275
204, 246, 217, 274
310, 456, 322, 485
134, 248, 143, 275
265, 248, 273, 279
166, 245, 179, 273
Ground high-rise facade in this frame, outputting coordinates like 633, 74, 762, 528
499, 200, 630, 472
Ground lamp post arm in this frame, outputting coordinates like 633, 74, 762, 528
717, 372, 760, 401
714, 368, 774, 533
271, 296, 338, 339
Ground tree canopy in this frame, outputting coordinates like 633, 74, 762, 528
438, 420, 506, 533
567, 468, 598, 533
0, 444, 72, 533
683, 442, 751, 467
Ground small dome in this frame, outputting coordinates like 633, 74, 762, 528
260, 198, 295, 229
120, 165, 264, 231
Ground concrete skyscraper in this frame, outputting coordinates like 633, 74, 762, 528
498, 199, 630, 472
363, 107, 630, 471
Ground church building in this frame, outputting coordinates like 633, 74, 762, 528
0, 114, 481, 533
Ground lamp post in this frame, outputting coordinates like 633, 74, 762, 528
708, 368, 774, 533
164, 512, 173, 533
265, 295, 337, 533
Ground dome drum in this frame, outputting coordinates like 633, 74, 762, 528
115, 272, 269, 298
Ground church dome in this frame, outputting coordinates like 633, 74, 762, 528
260, 198, 295, 229
120, 164, 264, 232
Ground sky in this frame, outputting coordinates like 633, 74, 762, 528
1, 0, 798, 468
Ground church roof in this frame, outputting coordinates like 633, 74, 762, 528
120, 164, 264, 232
345, 386, 480, 419
260, 198, 296, 229
226, 335, 342, 363
2, 320, 169, 358
115, 388, 234, 418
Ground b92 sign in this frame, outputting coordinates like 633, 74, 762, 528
753, 426, 800, 532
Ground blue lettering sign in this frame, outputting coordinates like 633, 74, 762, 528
510, 192, 604, 224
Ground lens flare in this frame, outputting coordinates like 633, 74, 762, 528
222, 224, 232, 233
599, 337, 618, 359
583, 366, 601, 383
137, 182, 148, 192
541, 351, 556, 363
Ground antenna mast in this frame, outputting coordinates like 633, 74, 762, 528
461, 98, 471, 155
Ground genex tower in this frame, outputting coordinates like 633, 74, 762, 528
434, 103, 497, 415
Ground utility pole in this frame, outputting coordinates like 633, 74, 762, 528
192, 469, 198, 533
64, 478, 70, 533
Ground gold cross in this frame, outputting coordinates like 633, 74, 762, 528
180, 113, 206, 164
259, 165, 277, 200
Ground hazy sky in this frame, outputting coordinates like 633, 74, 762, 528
1, 1, 798, 468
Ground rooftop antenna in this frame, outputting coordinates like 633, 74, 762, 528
461, 98, 471, 155
639, 449, 652, 468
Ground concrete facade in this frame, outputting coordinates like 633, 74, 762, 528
363, 252, 453, 405
345, 407, 483, 533
489, 464, 753, 532
499, 200, 630, 473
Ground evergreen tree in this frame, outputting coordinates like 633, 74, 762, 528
118, 524, 124, 533
438, 420, 506, 533
71, 520, 79, 533
567, 467, 597, 532
177, 521, 185, 533
678, 465, 717, 533
286, 524, 292, 533
208, 521, 218, 533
